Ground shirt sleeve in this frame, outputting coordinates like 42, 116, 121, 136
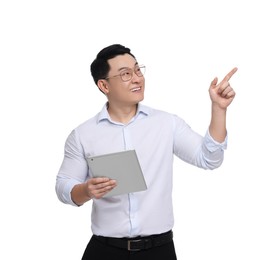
199, 129, 227, 169
55, 129, 89, 206
173, 115, 227, 170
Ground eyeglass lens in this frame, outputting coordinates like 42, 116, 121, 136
121, 66, 145, 81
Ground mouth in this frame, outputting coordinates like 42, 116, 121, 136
130, 87, 141, 92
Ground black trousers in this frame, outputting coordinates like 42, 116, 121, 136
82, 235, 177, 260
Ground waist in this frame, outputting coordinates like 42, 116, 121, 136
93, 230, 173, 251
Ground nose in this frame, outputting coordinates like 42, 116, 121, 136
131, 71, 143, 83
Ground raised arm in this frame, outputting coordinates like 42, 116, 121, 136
208, 67, 237, 142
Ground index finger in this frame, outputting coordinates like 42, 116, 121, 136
90, 177, 110, 184
223, 67, 238, 82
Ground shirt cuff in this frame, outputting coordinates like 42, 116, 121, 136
64, 179, 82, 206
205, 130, 228, 152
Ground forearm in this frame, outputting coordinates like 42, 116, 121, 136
209, 103, 227, 143
71, 183, 92, 206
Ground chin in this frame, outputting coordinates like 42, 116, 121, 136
130, 92, 144, 104
137, 96, 144, 103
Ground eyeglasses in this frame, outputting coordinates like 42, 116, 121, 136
105, 65, 146, 82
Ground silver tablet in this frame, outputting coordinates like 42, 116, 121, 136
86, 150, 147, 197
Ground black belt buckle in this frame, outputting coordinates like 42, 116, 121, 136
127, 239, 142, 251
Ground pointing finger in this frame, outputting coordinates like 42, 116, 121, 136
223, 67, 238, 82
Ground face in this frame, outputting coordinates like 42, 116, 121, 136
99, 53, 145, 107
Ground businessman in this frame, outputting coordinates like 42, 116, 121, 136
55, 44, 237, 259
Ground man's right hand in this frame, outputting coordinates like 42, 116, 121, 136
85, 177, 117, 199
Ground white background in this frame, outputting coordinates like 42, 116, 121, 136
1, 0, 272, 259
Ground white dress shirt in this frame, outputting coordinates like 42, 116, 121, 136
55, 103, 227, 238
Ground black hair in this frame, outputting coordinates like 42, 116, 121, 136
90, 44, 135, 85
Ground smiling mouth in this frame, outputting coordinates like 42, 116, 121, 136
131, 87, 141, 92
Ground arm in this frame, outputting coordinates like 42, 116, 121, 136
208, 67, 237, 142
56, 130, 116, 206
71, 178, 116, 206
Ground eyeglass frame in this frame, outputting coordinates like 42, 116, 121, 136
104, 65, 146, 82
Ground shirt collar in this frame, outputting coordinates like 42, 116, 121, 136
97, 102, 150, 124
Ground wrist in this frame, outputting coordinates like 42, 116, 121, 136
211, 102, 227, 114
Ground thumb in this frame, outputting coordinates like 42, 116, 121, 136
210, 77, 218, 88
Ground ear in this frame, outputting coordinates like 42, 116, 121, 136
97, 79, 109, 94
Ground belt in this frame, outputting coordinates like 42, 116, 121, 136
94, 230, 173, 251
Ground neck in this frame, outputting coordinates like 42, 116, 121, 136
107, 102, 138, 124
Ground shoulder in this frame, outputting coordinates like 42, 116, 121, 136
140, 104, 190, 133
140, 103, 183, 122
73, 103, 107, 133
74, 113, 99, 134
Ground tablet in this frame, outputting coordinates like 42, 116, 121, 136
86, 150, 147, 197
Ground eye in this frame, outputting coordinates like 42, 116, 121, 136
121, 70, 131, 77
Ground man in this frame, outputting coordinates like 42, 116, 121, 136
55, 44, 237, 259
